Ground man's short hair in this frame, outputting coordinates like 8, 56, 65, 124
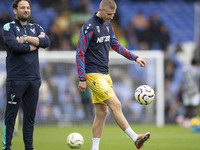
12, 0, 31, 9
99, 0, 116, 10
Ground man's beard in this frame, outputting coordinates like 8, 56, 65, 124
18, 15, 30, 22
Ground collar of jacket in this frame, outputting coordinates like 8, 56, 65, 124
94, 12, 104, 24
14, 19, 30, 28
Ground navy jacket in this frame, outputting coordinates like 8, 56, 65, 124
2, 19, 50, 81
76, 13, 138, 81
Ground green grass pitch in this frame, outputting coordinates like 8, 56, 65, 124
1, 124, 200, 150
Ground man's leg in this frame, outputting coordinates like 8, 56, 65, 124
22, 80, 41, 150
2, 81, 23, 150
91, 103, 108, 150
104, 95, 131, 131
105, 95, 150, 149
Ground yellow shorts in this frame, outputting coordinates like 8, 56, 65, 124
86, 73, 115, 105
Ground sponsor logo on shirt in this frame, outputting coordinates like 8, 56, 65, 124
96, 36, 110, 43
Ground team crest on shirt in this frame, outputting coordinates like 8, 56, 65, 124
30, 28, 35, 34
16, 26, 20, 32
96, 26, 100, 33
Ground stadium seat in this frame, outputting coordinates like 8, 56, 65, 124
113, 0, 195, 45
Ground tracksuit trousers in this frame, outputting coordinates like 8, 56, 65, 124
2, 80, 41, 150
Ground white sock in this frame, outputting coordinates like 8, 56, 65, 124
124, 127, 138, 142
91, 137, 100, 150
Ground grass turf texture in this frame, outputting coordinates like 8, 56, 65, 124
1, 124, 200, 150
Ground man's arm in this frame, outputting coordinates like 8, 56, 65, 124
27, 24, 50, 48
110, 27, 146, 67
76, 27, 93, 81
76, 27, 93, 92
3, 24, 31, 53
18, 24, 50, 50
17, 35, 39, 46
18, 33, 49, 49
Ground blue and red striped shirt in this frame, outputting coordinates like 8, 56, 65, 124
76, 13, 138, 81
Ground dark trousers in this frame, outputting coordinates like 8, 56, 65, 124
2, 80, 41, 150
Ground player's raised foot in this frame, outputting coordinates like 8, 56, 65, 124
135, 132, 150, 149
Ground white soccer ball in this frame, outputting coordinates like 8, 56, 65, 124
67, 132, 84, 149
135, 85, 155, 105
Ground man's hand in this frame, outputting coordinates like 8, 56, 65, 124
136, 57, 147, 67
78, 81, 87, 92
38, 33, 45, 38
30, 45, 37, 51
17, 36, 25, 43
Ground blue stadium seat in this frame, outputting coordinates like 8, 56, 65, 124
0, 1, 57, 33
114, 0, 195, 45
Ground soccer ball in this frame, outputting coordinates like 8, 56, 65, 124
67, 132, 84, 149
135, 85, 155, 105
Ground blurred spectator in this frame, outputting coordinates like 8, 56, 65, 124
77, 0, 89, 13
40, 0, 54, 8
39, 79, 51, 105
0, 30, 6, 51
60, 24, 74, 50
47, 11, 81, 50
164, 58, 176, 81
44, 0, 71, 14
169, 49, 200, 128
79, 84, 94, 122
42, 63, 56, 81
125, 11, 170, 51
69, 0, 90, 13
62, 91, 74, 121
60, 38, 73, 50
131, 10, 148, 41
139, 22, 152, 50
47, 24, 61, 50
0, 11, 12, 27
111, 20, 128, 48
0, 11, 12, 50
125, 10, 148, 49
164, 57, 178, 122
149, 13, 163, 50
159, 24, 170, 52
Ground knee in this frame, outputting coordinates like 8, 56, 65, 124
110, 101, 122, 112
96, 107, 108, 117
101, 106, 108, 117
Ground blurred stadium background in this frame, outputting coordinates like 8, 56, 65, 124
0, 0, 200, 128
